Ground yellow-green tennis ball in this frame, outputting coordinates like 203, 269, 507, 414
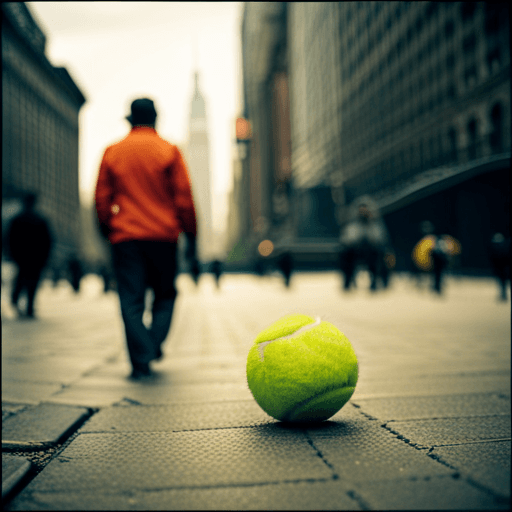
247, 314, 358, 422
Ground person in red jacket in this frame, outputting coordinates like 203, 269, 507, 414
95, 98, 199, 379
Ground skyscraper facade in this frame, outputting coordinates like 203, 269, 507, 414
238, 2, 510, 273
185, 71, 214, 262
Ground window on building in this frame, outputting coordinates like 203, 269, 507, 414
366, 11, 372, 29
437, 89, 444, 108
427, 95, 434, 113
437, 60, 443, 81
416, 16, 424, 34
406, 27, 413, 44
447, 83, 456, 99
467, 117, 478, 159
490, 102, 504, 152
487, 47, 501, 74
428, 65, 434, 83
346, 7, 352, 23
419, 140, 425, 170
395, 3, 402, 21
446, 53, 455, 71
463, 34, 476, 55
461, 2, 477, 22
445, 19, 455, 38
418, 101, 425, 118
484, 5, 501, 35
425, 2, 439, 21
417, 48, 425, 65
464, 65, 478, 88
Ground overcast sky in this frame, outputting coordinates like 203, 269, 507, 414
27, 2, 243, 233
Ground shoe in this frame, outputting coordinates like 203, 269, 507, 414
130, 369, 152, 380
152, 348, 163, 361
130, 363, 152, 380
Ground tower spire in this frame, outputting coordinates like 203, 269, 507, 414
193, 34, 199, 72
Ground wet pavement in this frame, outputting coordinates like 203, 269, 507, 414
2, 270, 510, 510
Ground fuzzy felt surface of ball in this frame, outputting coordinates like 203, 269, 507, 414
246, 314, 358, 422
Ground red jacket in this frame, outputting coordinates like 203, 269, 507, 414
95, 127, 197, 244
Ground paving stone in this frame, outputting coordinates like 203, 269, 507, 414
2, 403, 29, 422
386, 416, 511, 448
17, 427, 333, 493
80, 401, 276, 432
48, 381, 254, 408
1, 358, 101, 384
2, 403, 90, 449
431, 441, 511, 499
352, 393, 510, 422
6, 479, 364, 511
353, 474, 509, 510
1, 381, 63, 405
353, 371, 511, 399
79, 400, 362, 434
306, 422, 455, 482
2, 454, 32, 500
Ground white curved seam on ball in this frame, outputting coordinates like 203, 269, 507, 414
258, 317, 322, 361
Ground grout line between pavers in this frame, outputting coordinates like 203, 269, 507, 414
462, 475, 512, 504
385, 413, 512, 423
304, 430, 340, 479
78, 423, 281, 435
427, 438, 512, 447
346, 489, 372, 511
83, 476, 339, 493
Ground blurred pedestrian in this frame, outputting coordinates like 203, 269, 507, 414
412, 221, 460, 295
277, 250, 293, 288
51, 265, 61, 288
67, 253, 83, 293
98, 263, 114, 293
338, 196, 391, 291
489, 232, 510, 301
210, 259, 223, 289
255, 257, 265, 277
7, 192, 53, 318
190, 257, 201, 286
95, 98, 199, 380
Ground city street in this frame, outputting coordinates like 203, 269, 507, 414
2, 270, 511, 510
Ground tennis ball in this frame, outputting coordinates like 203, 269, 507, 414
247, 314, 358, 422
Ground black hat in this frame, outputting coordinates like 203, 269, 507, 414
126, 98, 157, 125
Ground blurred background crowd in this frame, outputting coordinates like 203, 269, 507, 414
2, 2, 510, 317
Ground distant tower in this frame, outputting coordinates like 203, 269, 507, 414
186, 70, 213, 262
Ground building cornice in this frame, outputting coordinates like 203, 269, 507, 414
1, 2, 86, 107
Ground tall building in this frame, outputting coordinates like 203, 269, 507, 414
2, 2, 86, 267
288, 3, 343, 245
238, 1, 510, 273
185, 71, 214, 262
233, 3, 292, 269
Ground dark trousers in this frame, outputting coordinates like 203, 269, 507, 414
112, 240, 178, 370
11, 264, 44, 316
339, 245, 379, 290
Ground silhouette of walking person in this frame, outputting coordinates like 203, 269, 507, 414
210, 259, 223, 289
7, 193, 53, 319
338, 196, 391, 291
489, 232, 510, 301
95, 98, 199, 379
277, 250, 293, 288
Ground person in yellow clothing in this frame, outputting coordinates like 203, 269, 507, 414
95, 98, 199, 379
412, 221, 461, 294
